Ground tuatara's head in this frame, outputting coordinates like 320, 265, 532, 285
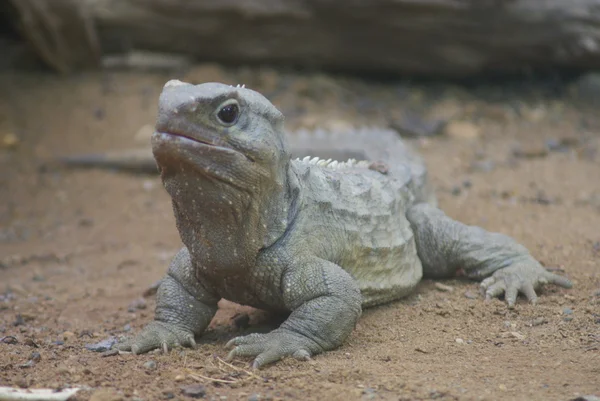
152, 80, 289, 186
151, 80, 295, 266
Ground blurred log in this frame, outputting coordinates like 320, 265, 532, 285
8, 0, 600, 77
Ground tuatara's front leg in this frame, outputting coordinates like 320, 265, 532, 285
226, 257, 362, 368
118, 247, 219, 354
406, 203, 572, 308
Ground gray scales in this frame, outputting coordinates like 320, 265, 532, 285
60, 81, 573, 368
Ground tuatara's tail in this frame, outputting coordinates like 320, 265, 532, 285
51, 147, 158, 174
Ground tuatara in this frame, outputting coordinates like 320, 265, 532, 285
83, 80, 571, 368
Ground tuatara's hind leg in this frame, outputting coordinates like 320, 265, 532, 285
406, 203, 572, 308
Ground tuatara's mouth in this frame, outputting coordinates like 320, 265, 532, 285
153, 131, 254, 162
158, 131, 218, 147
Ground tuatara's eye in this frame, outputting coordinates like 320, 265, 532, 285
217, 103, 239, 125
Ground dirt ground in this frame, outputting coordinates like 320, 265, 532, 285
0, 66, 599, 401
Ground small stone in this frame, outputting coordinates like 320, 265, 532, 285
90, 389, 124, 401
498, 384, 507, 391
512, 143, 549, 159
174, 375, 185, 382
123, 324, 132, 332
464, 291, 478, 300
1, 335, 18, 345
563, 316, 574, 322
455, 338, 465, 344
510, 331, 525, 340
451, 186, 461, 196
362, 387, 377, 400
128, 298, 147, 312
142, 180, 156, 191
248, 394, 261, 401
180, 383, 206, 398
2, 133, 19, 149
434, 282, 454, 292
13, 314, 26, 326
563, 307, 574, 315
62, 331, 75, 340
531, 317, 547, 326
444, 120, 480, 140
30, 351, 41, 363
143, 360, 157, 370
469, 160, 495, 173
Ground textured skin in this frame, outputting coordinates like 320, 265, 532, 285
117, 80, 572, 367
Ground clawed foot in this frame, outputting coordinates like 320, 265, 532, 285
226, 329, 318, 369
117, 321, 197, 354
480, 260, 572, 308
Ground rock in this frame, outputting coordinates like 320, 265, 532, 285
17, 1, 600, 78
443, 120, 480, 140
569, 72, 600, 106
85, 336, 117, 352
233, 313, 250, 329
455, 338, 465, 344
180, 383, 207, 398
563, 308, 574, 315
464, 291, 478, 300
248, 394, 261, 401
143, 360, 157, 370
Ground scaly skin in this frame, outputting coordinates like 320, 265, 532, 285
116, 80, 572, 368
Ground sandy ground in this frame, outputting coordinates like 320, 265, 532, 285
0, 66, 599, 401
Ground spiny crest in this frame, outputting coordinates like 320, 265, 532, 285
295, 156, 371, 170
229, 84, 246, 88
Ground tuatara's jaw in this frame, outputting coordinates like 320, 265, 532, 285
152, 131, 248, 160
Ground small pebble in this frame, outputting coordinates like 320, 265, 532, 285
563, 316, 574, 322
434, 282, 454, 292
455, 338, 465, 344
30, 351, 41, 363
531, 317, 547, 326
510, 331, 525, 340
128, 298, 147, 312
248, 394, 261, 401
1, 335, 18, 345
464, 291, 478, 300
123, 324, 132, 332
180, 383, 206, 398
143, 360, 157, 370
174, 375, 185, 382
563, 308, 574, 315
2, 133, 19, 149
